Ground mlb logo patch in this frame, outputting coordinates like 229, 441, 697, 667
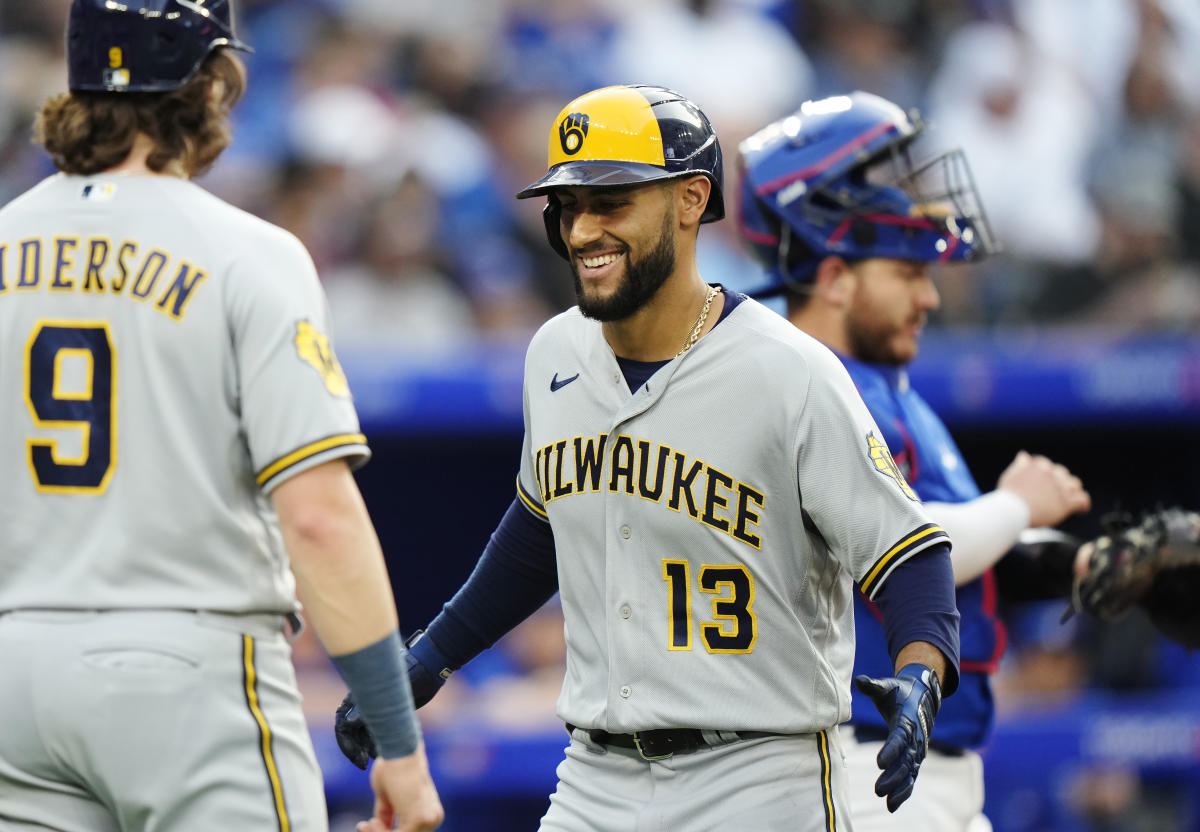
81, 183, 118, 202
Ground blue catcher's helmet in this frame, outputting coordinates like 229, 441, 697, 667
68, 0, 253, 93
737, 91, 996, 297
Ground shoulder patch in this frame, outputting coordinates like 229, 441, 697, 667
294, 320, 350, 396
866, 431, 917, 501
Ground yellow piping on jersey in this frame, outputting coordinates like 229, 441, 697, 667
256, 433, 367, 487
817, 730, 837, 831
516, 475, 548, 519
859, 524, 947, 598
242, 635, 291, 832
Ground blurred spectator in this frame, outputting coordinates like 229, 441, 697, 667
494, 0, 618, 97
1056, 0, 1200, 330
798, 0, 942, 112
924, 20, 1104, 325
475, 91, 581, 317
1179, 111, 1200, 268
324, 172, 478, 352
606, 0, 814, 143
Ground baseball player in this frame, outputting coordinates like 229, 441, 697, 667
736, 91, 1093, 831
336, 84, 962, 830
0, 3, 441, 831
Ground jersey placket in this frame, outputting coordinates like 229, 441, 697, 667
601, 358, 683, 728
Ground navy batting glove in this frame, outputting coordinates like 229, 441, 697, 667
853, 663, 943, 812
334, 693, 377, 770
332, 630, 453, 770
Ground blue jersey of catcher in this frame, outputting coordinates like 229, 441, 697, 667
842, 355, 1006, 750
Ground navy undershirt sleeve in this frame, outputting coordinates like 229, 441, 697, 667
422, 498, 559, 668
872, 542, 961, 695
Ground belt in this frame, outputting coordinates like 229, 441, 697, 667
852, 724, 965, 757
566, 723, 778, 761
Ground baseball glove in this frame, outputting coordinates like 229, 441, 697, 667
1070, 508, 1200, 647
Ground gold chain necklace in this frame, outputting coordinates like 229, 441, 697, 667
676, 284, 720, 358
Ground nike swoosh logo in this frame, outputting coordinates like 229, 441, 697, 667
550, 372, 580, 392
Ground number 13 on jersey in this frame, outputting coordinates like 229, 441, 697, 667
662, 559, 757, 653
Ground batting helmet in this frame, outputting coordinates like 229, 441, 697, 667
68, 0, 253, 93
737, 91, 997, 297
516, 84, 724, 260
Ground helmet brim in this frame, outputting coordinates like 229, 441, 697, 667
515, 161, 675, 200
217, 36, 255, 55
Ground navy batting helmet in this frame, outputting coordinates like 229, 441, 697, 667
737, 91, 997, 297
516, 84, 724, 260
68, 0, 253, 93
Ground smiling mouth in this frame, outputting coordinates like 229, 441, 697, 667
581, 253, 620, 268
575, 249, 625, 270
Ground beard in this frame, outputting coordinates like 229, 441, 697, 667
571, 214, 676, 322
844, 301, 921, 367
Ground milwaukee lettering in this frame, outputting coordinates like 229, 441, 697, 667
533, 434, 765, 549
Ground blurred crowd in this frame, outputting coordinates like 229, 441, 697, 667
2, 0, 1199, 353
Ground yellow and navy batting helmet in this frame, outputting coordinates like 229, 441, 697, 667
516, 84, 725, 259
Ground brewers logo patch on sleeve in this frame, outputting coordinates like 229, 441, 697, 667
294, 320, 350, 396
866, 431, 917, 501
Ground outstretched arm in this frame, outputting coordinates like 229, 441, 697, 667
273, 459, 443, 832
335, 496, 559, 769
926, 450, 1090, 586
855, 543, 958, 813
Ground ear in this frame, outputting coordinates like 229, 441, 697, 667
674, 175, 712, 228
812, 257, 857, 307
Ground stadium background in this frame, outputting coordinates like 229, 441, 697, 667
2, 0, 1198, 829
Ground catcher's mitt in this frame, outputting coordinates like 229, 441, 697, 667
1070, 508, 1200, 647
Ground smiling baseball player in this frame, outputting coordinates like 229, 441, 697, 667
336, 84, 963, 830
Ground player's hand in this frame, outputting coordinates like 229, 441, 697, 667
356, 743, 444, 832
854, 663, 942, 812
997, 450, 1091, 527
335, 692, 379, 770
335, 631, 451, 769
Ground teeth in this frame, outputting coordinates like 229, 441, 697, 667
582, 253, 619, 268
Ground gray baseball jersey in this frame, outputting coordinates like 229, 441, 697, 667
0, 173, 368, 614
516, 297, 948, 734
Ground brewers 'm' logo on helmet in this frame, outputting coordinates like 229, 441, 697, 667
516, 84, 726, 259
559, 113, 589, 155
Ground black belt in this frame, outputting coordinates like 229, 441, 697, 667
566, 723, 778, 761
852, 724, 964, 757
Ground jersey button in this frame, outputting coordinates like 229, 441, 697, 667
619, 524, 631, 539
620, 604, 631, 619
619, 685, 631, 698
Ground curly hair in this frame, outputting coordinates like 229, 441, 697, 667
34, 50, 246, 178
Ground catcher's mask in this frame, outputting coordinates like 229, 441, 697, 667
516, 84, 725, 260
68, 0, 253, 93
736, 91, 998, 298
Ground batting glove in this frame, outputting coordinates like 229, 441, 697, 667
853, 663, 943, 812
333, 630, 453, 770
